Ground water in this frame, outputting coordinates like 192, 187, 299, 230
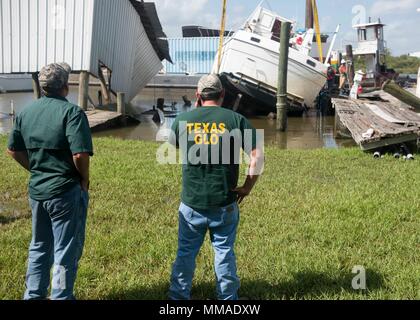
0, 87, 355, 149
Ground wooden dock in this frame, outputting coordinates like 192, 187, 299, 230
86, 110, 123, 132
86, 110, 139, 132
333, 92, 420, 151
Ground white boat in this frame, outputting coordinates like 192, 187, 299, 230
214, 6, 328, 115
0, 74, 33, 93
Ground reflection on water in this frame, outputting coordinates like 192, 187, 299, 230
0, 87, 99, 135
0, 87, 355, 150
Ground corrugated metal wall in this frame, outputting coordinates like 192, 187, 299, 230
164, 37, 222, 74
0, 0, 162, 101
90, 0, 162, 101
0, 0, 94, 73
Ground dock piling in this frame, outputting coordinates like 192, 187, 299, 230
117, 92, 126, 116
276, 21, 291, 132
346, 45, 355, 88
78, 71, 90, 111
10, 100, 15, 118
31, 73, 41, 100
98, 66, 111, 105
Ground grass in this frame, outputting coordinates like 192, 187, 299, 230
0, 136, 419, 300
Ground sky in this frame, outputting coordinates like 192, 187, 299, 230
152, 0, 420, 55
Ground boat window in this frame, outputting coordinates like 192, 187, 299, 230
366, 27, 376, 41
358, 29, 367, 41
260, 14, 274, 29
271, 19, 281, 42
306, 60, 316, 68
251, 37, 261, 43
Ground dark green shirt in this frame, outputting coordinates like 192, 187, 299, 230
171, 106, 257, 210
8, 96, 93, 201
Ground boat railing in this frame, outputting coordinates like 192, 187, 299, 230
236, 72, 305, 105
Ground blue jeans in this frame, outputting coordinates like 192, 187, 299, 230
169, 202, 240, 300
24, 184, 89, 300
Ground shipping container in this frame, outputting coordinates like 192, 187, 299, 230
0, 0, 164, 101
164, 37, 223, 74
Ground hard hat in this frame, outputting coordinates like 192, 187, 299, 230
341, 59, 346, 64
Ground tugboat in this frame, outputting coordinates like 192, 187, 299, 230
214, 5, 329, 116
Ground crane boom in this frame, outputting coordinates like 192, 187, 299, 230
217, 0, 228, 74
311, 0, 323, 62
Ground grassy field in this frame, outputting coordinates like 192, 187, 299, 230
0, 136, 419, 300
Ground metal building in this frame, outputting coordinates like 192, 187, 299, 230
0, 0, 170, 101
164, 37, 222, 74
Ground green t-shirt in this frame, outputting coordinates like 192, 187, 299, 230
171, 106, 257, 210
8, 96, 93, 201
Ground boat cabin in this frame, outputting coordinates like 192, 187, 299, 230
244, 7, 294, 42
353, 19, 387, 80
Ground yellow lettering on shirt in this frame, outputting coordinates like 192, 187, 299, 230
189, 123, 227, 145
186, 123, 194, 134
195, 123, 203, 134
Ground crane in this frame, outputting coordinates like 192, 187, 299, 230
217, 0, 228, 74
311, 0, 323, 62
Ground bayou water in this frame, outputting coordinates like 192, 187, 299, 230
0, 87, 355, 149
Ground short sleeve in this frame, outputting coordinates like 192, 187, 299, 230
169, 117, 179, 147
66, 110, 94, 156
240, 117, 257, 155
8, 116, 26, 152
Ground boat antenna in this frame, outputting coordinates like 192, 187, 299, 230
216, 0, 228, 74
325, 24, 341, 65
265, 0, 274, 11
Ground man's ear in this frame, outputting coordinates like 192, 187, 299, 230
195, 92, 202, 107
218, 89, 225, 104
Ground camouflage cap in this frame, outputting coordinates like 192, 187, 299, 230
39, 62, 71, 89
197, 74, 223, 99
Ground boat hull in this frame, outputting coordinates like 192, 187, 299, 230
215, 30, 327, 113
0, 74, 33, 93
219, 73, 306, 116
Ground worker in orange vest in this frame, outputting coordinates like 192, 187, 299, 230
339, 59, 348, 95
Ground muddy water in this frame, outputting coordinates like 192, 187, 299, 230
0, 87, 355, 149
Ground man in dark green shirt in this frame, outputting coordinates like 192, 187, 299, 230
7, 63, 93, 300
168, 74, 263, 300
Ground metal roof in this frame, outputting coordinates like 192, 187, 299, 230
353, 22, 386, 29
129, 0, 172, 63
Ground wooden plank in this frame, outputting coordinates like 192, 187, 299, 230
364, 103, 409, 124
86, 110, 122, 131
332, 97, 420, 150
382, 80, 420, 112
360, 134, 419, 151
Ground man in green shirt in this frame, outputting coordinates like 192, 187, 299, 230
7, 63, 93, 300
168, 74, 263, 300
